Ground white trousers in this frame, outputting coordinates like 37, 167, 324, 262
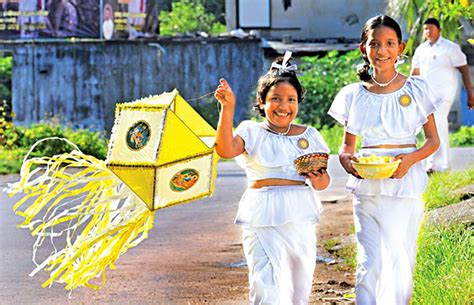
353, 195, 424, 305
425, 101, 452, 171
241, 222, 316, 305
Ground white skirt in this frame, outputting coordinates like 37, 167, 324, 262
353, 194, 424, 305
242, 222, 316, 305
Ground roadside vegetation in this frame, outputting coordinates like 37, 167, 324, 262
423, 166, 474, 210
412, 166, 473, 304
387, 0, 473, 54
159, 0, 226, 36
412, 223, 472, 304
0, 120, 108, 174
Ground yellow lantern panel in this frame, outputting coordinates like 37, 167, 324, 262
153, 152, 217, 210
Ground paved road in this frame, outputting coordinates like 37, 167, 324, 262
0, 148, 472, 304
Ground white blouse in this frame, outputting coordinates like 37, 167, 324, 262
234, 120, 330, 182
412, 37, 467, 103
233, 120, 329, 227
328, 76, 443, 198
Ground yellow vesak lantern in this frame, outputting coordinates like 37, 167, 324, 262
106, 89, 218, 210
7, 89, 219, 291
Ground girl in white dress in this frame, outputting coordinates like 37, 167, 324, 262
214, 53, 331, 304
328, 15, 441, 305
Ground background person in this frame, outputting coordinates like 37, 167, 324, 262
411, 17, 474, 173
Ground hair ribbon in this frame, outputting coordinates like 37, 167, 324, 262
271, 50, 298, 74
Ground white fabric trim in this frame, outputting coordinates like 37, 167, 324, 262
235, 185, 323, 227
328, 77, 442, 147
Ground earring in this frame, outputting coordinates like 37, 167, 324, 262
368, 65, 374, 76
361, 55, 373, 76
395, 54, 408, 67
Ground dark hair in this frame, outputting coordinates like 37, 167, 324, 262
424, 18, 441, 30
253, 56, 305, 117
357, 15, 403, 81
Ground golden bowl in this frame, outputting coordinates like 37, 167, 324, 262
294, 152, 329, 176
351, 155, 401, 179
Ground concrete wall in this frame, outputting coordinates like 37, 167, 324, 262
227, 0, 387, 40
2, 38, 264, 131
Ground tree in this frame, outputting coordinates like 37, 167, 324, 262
387, 0, 474, 54
159, 0, 226, 36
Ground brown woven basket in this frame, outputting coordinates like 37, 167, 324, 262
294, 152, 329, 176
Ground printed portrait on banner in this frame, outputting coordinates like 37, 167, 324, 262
102, 0, 158, 40
0, 0, 100, 39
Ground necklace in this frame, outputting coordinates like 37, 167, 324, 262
371, 72, 399, 87
265, 122, 291, 136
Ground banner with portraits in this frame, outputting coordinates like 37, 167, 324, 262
102, 0, 158, 40
0, 0, 158, 40
0, 0, 100, 39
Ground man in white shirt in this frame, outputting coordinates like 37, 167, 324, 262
411, 18, 474, 173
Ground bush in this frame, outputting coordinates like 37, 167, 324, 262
450, 125, 474, 147
0, 56, 12, 103
159, 0, 226, 36
0, 121, 108, 161
0, 147, 26, 174
298, 50, 360, 128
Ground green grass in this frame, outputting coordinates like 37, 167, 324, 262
412, 223, 473, 305
423, 166, 474, 210
412, 168, 474, 304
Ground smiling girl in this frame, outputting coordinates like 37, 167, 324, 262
328, 15, 441, 304
214, 52, 330, 304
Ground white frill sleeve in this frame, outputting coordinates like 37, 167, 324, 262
234, 120, 256, 154
308, 127, 330, 154
328, 84, 362, 135
328, 84, 353, 125
407, 76, 443, 124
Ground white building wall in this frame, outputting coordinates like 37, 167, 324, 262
227, 0, 388, 40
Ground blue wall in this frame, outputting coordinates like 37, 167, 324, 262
460, 88, 474, 126
3, 38, 264, 131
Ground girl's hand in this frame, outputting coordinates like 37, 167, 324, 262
391, 153, 415, 179
214, 78, 236, 108
306, 169, 330, 191
339, 152, 362, 179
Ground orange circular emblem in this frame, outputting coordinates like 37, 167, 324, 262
297, 138, 309, 149
399, 94, 411, 107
